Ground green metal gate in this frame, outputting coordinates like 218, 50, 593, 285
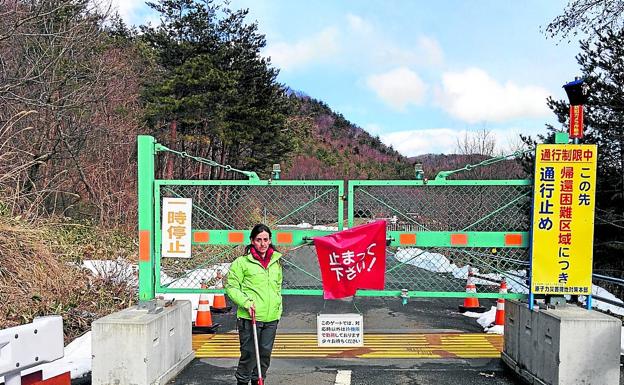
138, 135, 529, 302
348, 180, 530, 300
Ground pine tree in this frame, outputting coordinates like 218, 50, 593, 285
542, 28, 624, 262
140, 0, 293, 179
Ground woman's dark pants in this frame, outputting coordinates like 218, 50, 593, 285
235, 318, 278, 384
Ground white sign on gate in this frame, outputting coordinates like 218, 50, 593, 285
317, 313, 363, 347
161, 198, 192, 258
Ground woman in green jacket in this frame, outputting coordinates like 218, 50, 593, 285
225, 224, 283, 385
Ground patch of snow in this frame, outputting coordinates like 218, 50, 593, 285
394, 247, 529, 293
160, 263, 231, 288
312, 225, 339, 231
588, 284, 624, 317
82, 258, 138, 286
485, 324, 504, 335
475, 306, 497, 329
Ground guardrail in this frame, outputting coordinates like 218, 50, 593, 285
0, 316, 64, 385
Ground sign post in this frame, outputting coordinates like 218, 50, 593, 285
530, 144, 597, 303
138, 135, 156, 302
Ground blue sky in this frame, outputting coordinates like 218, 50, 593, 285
113, 0, 581, 156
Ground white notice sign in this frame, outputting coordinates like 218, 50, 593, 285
317, 313, 363, 347
161, 198, 192, 258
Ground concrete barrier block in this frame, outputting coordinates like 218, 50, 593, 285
504, 300, 520, 363
541, 306, 621, 385
92, 300, 194, 385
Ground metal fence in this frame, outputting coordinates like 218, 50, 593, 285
137, 135, 530, 301
348, 180, 531, 298
155, 180, 343, 293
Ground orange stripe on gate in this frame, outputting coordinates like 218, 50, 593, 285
399, 233, 416, 245
504, 233, 523, 246
450, 233, 468, 246
276, 232, 293, 244
228, 232, 245, 243
194, 231, 209, 243
139, 230, 151, 262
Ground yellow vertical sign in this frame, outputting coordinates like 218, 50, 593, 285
530, 144, 597, 295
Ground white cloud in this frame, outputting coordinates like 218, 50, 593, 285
265, 14, 444, 73
381, 128, 461, 156
381, 125, 543, 157
417, 36, 444, 67
265, 27, 340, 71
436, 67, 551, 124
108, 0, 146, 24
366, 67, 427, 111
363, 123, 383, 135
346, 14, 372, 34
368, 36, 444, 69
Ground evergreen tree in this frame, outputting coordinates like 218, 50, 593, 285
541, 28, 624, 262
140, 0, 293, 179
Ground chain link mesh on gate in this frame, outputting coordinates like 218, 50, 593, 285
155, 182, 341, 291
351, 183, 532, 294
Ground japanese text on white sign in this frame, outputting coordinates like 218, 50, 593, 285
161, 198, 192, 258
317, 313, 363, 347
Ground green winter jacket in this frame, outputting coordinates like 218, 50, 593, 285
225, 251, 283, 322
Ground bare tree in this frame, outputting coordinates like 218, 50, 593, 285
454, 128, 525, 180
545, 0, 624, 41
456, 128, 497, 157
0, 0, 142, 225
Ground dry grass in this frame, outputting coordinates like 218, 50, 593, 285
0, 215, 137, 343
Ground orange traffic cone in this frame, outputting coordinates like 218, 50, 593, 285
458, 268, 486, 313
193, 293, 220, 334
211, 269, 232, 313
493, 279, 507, 326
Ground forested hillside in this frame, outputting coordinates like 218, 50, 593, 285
283, 95, 413, 179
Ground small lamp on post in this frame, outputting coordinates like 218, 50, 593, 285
271, 163, 281, 180
562, 78, 589, 144
414, 163, 424, 180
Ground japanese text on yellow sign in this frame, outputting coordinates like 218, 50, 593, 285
530, 144, 597, 295
161, 198, 192, 258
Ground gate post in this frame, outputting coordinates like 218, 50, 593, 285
138, 135, 156, 301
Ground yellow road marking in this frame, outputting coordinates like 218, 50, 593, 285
193, 333, 502, 359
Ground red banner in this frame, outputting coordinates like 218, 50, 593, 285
314, 220, 386, 299
569, 105, 584, 139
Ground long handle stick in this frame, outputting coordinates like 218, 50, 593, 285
250, 307, 264, 385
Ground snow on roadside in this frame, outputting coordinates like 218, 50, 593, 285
462, 306, 503, 335
82, 259, 232, 322
397, 246, 624, 342
39, 331, 92, 380
82, 258, 138, 286
276, 223, 339, 231
588, 284, 624, 317
394, 247, 529, 293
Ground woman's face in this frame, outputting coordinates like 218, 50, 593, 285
252, 230, 271, 256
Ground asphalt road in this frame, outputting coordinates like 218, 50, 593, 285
169, 296, 530, 385
173, 357, 520, 385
